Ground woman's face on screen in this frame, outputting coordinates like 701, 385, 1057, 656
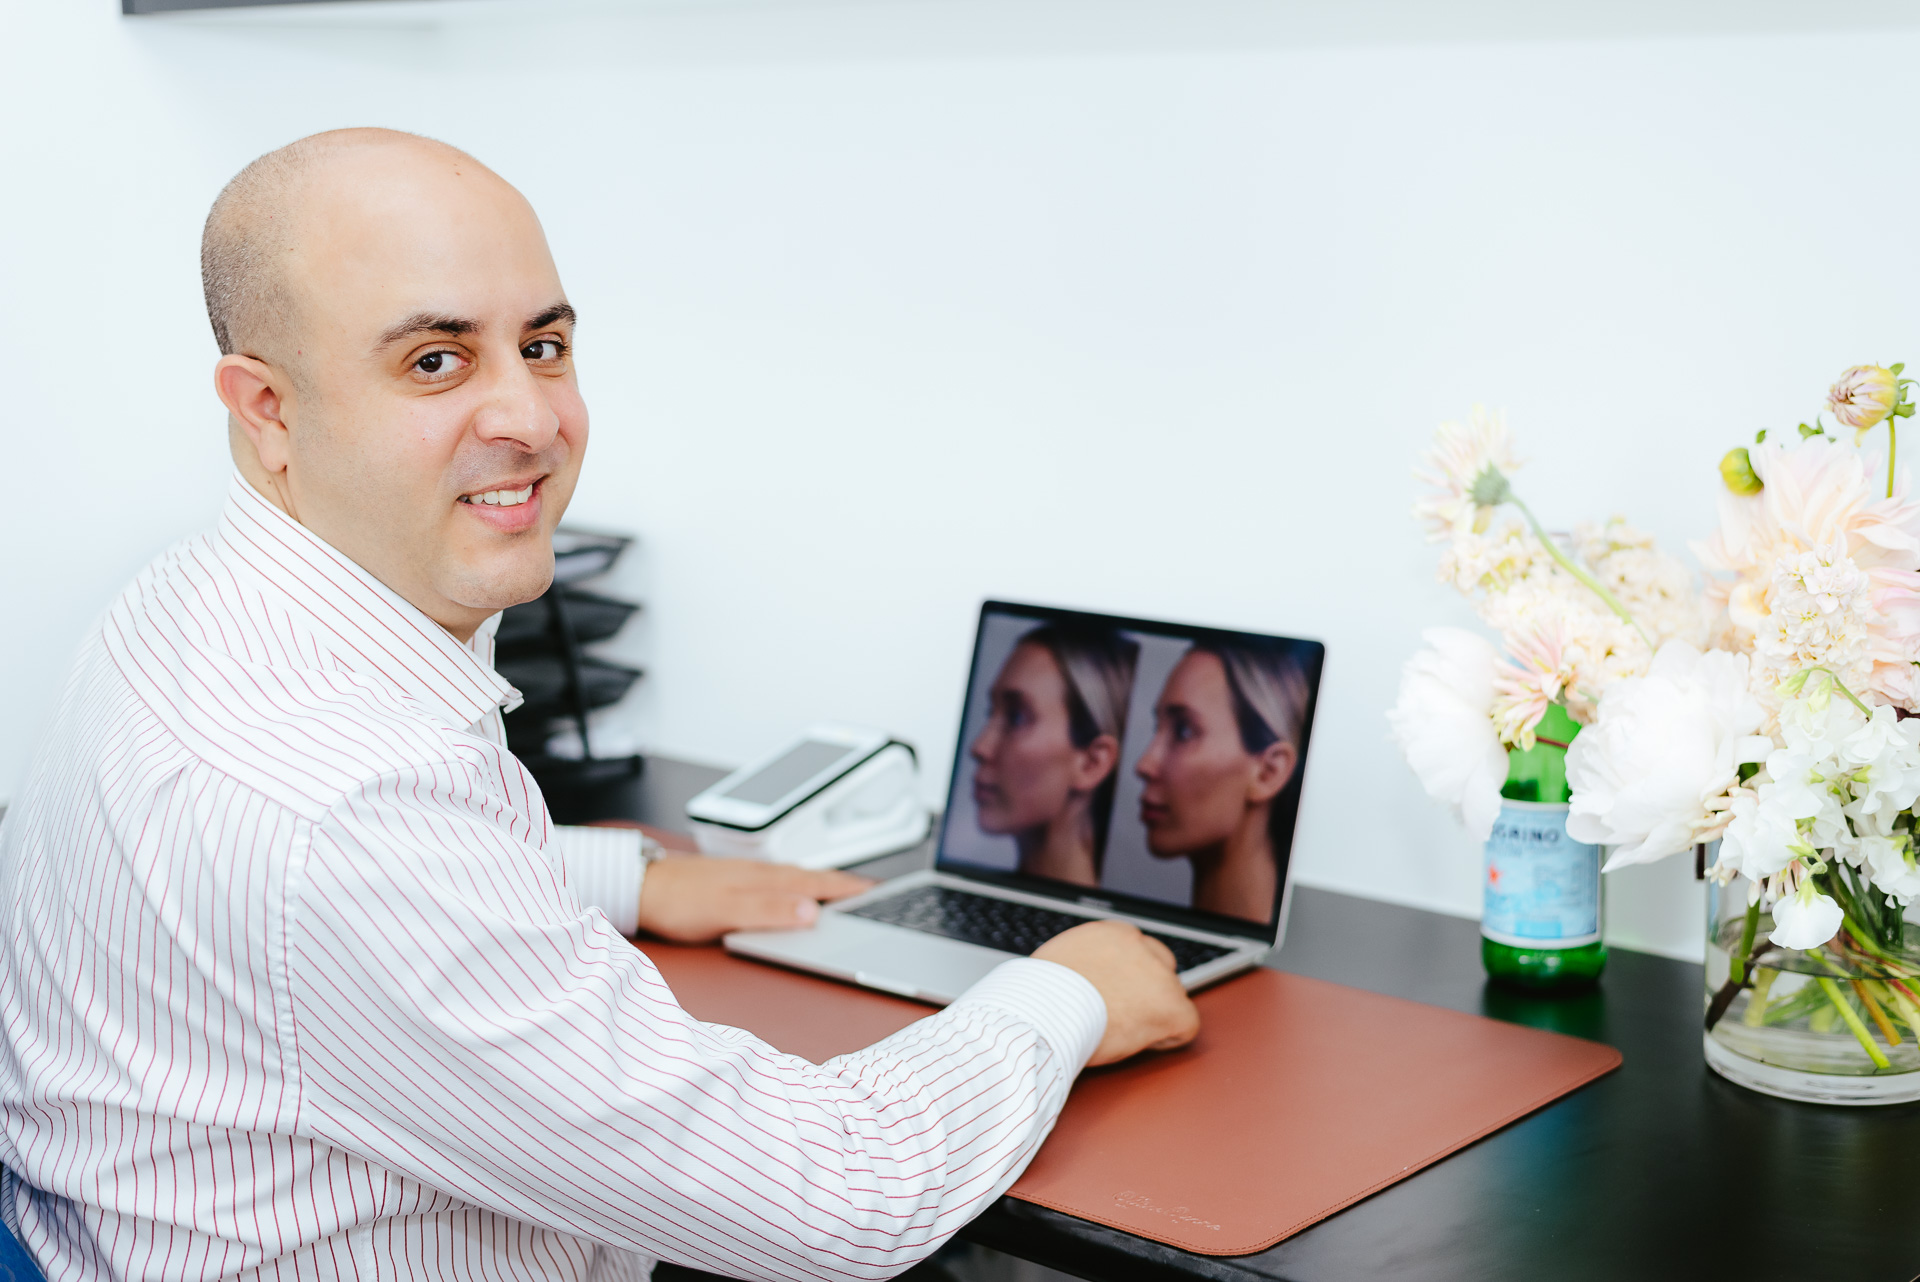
1134, 650, 1261, 857
970, 642, 1083, 835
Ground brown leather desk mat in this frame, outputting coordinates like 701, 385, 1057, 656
634, 941, 1622, 1257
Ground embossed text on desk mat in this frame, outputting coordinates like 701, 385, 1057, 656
633, 943, 1621, 1257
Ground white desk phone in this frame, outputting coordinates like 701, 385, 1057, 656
685, 724, 931, 869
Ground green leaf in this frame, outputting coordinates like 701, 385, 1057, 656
1798, 422, 1826, 439
1755, 428, 1768, 443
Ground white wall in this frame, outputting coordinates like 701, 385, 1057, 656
7, 0, 1920, 960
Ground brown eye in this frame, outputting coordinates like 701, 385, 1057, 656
523, 339, 566, 361
418, 352, 448, 373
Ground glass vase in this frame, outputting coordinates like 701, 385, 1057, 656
1705, 864, 1920, 1104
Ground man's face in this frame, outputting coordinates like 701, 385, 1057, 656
260, 147, 587, 636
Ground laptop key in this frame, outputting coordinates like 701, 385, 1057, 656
847, 886, 1233, 972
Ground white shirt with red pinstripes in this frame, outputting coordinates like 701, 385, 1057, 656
0, 474, 1105, 1282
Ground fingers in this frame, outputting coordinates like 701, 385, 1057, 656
732, 891, 823, 931
796, 869, 873, 901
751, 865, 871, 902
1136, 932, 1177, 972
1153, 998, 1203, 1051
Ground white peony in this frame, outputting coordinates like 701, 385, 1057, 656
1566, 642, 1771, 868
1768, 877, 1845, 951
1389, 628, 1509, 842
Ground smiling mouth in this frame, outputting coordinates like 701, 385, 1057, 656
459, 481, 538, 508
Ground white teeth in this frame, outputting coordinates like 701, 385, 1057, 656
463, 485, 534, 508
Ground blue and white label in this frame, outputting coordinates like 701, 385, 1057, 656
1482, 801, 1601, 949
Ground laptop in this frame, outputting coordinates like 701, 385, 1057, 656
724, 601, 1325, 1003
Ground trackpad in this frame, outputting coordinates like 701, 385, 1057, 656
727, 913, 1011, 1004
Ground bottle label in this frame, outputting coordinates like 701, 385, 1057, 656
1482, 801, 1601, 949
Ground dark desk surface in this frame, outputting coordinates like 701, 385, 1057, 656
554, 760, 1920, 1282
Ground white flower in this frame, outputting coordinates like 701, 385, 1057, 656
1695, 435, 1920, 710
1412, 407, 1522, 541
1769, 876, 1845, 951
1388, 628, 1508, 842
1836, 703, 1920, 831
1718, 792, 1801, 881
1574, 518, 1709, 651
1750, 543, 1876, 698
1854, 834, 1920, 905
1566, 642, 1771, 868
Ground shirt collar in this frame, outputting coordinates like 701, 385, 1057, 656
214, 472, 523, 728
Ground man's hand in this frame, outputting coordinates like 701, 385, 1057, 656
636, 854, 871, 944
1033, 921, 1201, 1066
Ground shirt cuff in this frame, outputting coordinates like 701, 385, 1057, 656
948, 957, 1107, 1073
552, 825, 646, 936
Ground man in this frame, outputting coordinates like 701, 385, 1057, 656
0, 129, 1198, 1282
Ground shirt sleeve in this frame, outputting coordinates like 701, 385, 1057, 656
286, 763, 1107, 1282
552, 824, 647, 936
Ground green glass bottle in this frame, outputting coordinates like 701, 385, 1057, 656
1480, 702, 1608, 991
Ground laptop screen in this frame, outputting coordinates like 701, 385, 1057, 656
935, 601, 1324, 942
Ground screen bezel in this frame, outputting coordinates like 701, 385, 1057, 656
935, 600, 1325, 944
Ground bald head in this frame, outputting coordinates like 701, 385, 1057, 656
200, 128, 489, 361
207, 126, 586, 641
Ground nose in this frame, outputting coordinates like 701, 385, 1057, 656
970, 722, 995, 764
472, 350, 560, 452
1135, 736, 1163, 782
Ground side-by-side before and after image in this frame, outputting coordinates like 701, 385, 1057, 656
942, 604, 1324, 926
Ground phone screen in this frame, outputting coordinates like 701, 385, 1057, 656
722, 740, 860, 806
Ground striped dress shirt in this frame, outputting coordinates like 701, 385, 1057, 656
0, 474, 1105, 1282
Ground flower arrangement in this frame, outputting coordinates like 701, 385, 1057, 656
1393, 367, 1920, 1087
1389, 406, 1706, 841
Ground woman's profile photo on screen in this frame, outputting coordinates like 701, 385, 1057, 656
968, 623, 1140, 887
1133, 637, 1309, 922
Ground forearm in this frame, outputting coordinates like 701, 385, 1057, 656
299, 792, 1103, 1281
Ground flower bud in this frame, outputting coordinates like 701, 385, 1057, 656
1827, 365, 1902, 438
1719, 447, 1763, 495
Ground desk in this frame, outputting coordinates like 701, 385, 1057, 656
556, 762, 1920, 1282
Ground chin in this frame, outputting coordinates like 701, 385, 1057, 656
447, 547, 556, 612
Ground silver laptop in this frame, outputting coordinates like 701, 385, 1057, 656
725, 601, 1325, 1004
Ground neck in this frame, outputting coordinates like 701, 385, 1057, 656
1015, 801, 1099, 888
1186, 807, 1276, 920
233, 464, 482, 644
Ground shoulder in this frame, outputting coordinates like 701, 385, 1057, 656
100, 551, 499, 823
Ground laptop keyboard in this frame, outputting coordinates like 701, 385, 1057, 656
845, 885, 1235, 973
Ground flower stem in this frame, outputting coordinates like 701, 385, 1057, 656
1889, 420, 1898, 500
1841, 916, 1913, 974
1505, 494, 1654, 648
1800, 667, 1874, 718
1730, 900, 1760, 986
1882, 980, 1920, 1036
1853, 978, 1903, 1046
1742, 967, 1778, 1025
1818, 977, 1892, 1068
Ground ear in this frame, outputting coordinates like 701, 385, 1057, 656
1069, 734, 1121, 791
1246, 741, 1298, 805
215, 354, 293, 475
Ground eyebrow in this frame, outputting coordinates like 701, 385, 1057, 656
373, 312, 480, 350
370, 303, 575, 354
527, 302, 577, 332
